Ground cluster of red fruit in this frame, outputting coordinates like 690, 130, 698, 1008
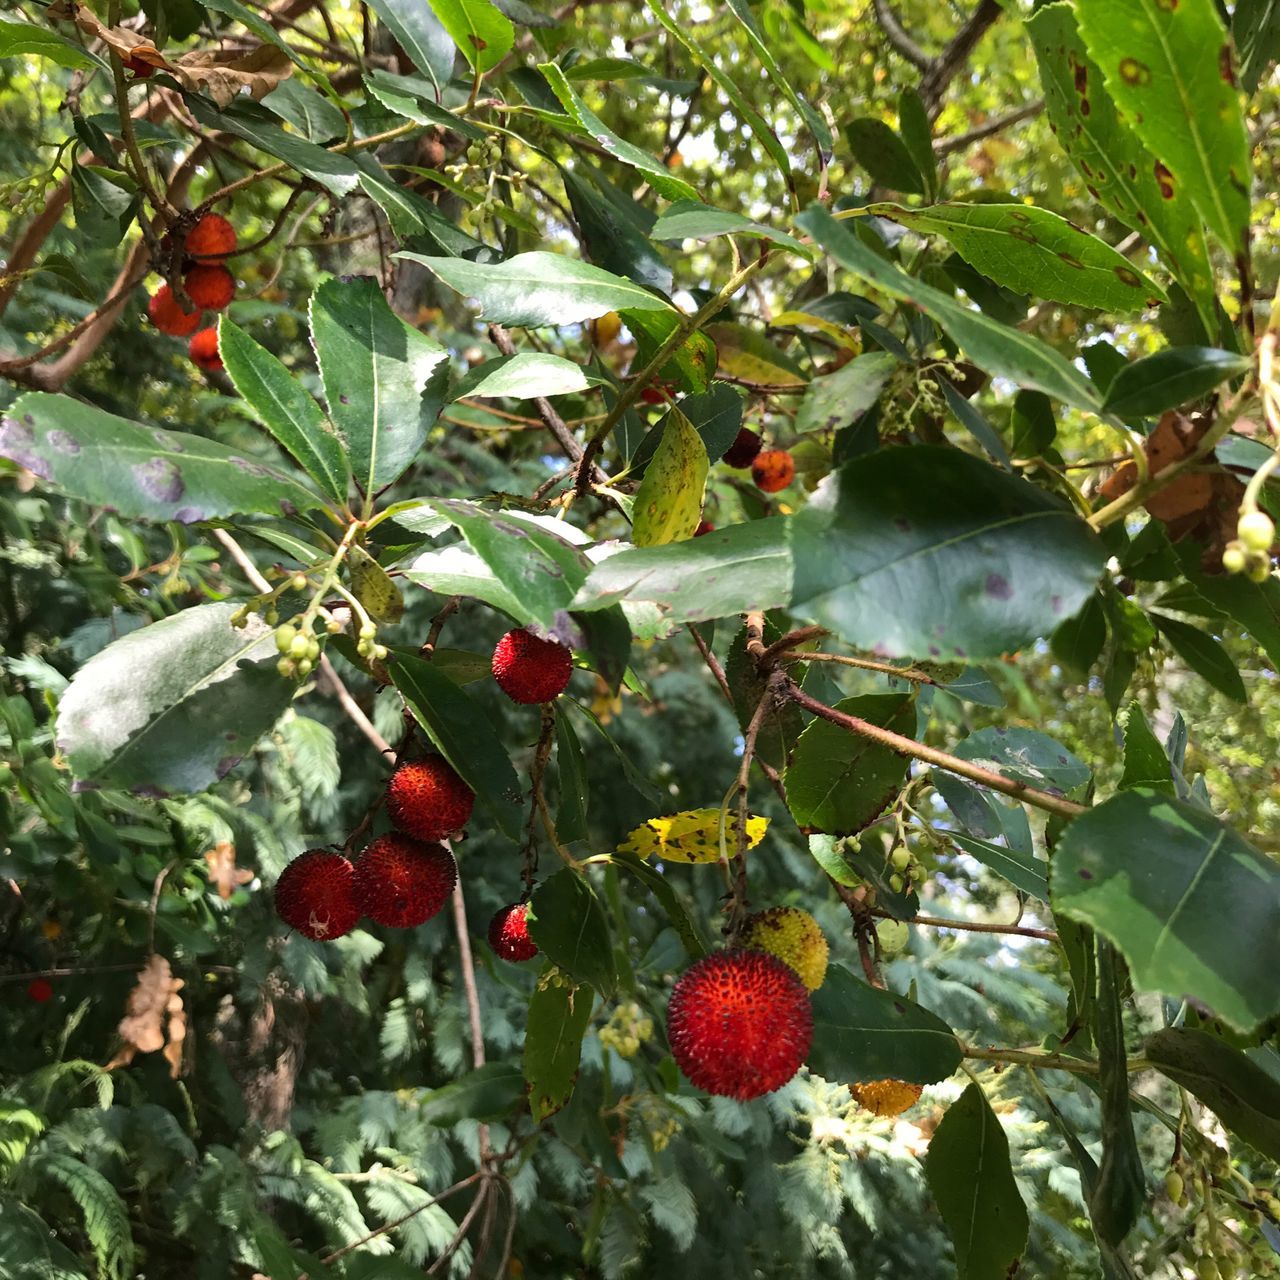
722, 425, 795, 493
145, 211, 237, 372
273, 628, 573, 962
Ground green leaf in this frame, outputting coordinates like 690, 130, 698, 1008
649, 200, 811, 257
632, 408, 708, 547
670, 382, 744, 463
427, 0, 513, 73
795, 352, 898, 435
897, 88, 937, 201
1183, 563, 1280, 671
807, 833, 860, 888
869, 202, 1164, 312
419, 1063, 525, 1124
808, 965, 962, 1085
925, 1083, 1029, 1280
55, 602, 294, 796
949, 833, 1049, 902
365, 0, 455, 91
348, 545, 404, 624
561, 167, 671, 294
355, 155, 493, 258
399, 250, 672, 327
784, 694, 914, 834
939, 381, 1013, 470
612, 850, 707, 959
1075, 0, 1250, 255
789, 446, 1106, 661
1052, 592, 1106, 675
427, 500, 590, 626
309, 277, 449, 494
539, 62, 697, 202
1091, 941, 1146, 1246
554, 706, 589, 844
1100, 347, 1251, 416
1028, 2, 1218, 335
218, 318, 349, 504
1153, 614, 1247, 701
187, 98, 360, 196
1052, 789, 1280, 1031
1118, 701, 1174, 795
528, 869, 616, 995
403, 543, 523, 617
363, 69, 485, 138
706, 322, 806, 389
523, 973, 595, 1122
1234, 0, 1280, 93
0, 18, 109, 70
1010, 389, 1057, 457
202, 0, 297, 58
452, 353, 603, 400
1144, 1027, 1280, 1161
724, 619, 807, 771
623, 309, 717, 394
573, 518, 792, 624
952, 726, 1090, 793
1, 393, 321, 522
389, 653, 523, 838
262, 80, 345, 141
798, 205, 1103, 412
70, 166, 139, 246
844, 119, 923, 194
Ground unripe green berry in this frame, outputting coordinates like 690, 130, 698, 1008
1197, 1257, 1219, 1280
305, 638, 320, 660
1238, 510, 1276, 553
1166, 1170, 1186, 1205
289, 633, 310, 658
465, 143, 483, 164
325, 617, 342, 634
265, 607, 279, 625
372, 643, 388, 660
1247, 553, 1272, 584
296, 658, 313, 678
275, 624, 296, 653
889, 872, 905, 893
877, 919, 910, 955
276, 657, 296, 678
910, 863, 927, 883
1222, 542, 1248, 575
891, 847, 911, 872
291, 573, 308, 592
359, 621, 377, 641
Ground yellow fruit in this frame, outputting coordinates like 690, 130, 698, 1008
1238, 510, 1275, 553
850, 1079, 923, 1116
741, 906, 829, 992
594, 311, 622, 346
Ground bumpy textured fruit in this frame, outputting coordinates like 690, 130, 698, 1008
184, 263, 235, 311
185, 211, 236, 262
666, 949, 812, 1100
752, 449, 795, 493
492, 629, 573, 704
488, 902, 539, 962
850, 1079, 923, 1116
274, 850, 359, 941
355, 834, 457, 928
189, 327, 222, 371
147, 284, 202, 336
722, 427, 762, 469
386, 756, 475, 841
27, 978, 53, 1003
741, 906, 829, 992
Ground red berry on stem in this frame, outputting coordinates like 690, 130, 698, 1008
492, 629, 573, 704
188, 327, 222, 372
274, 850, 359, 941
666, 949, 812, 1100
184, 263, 235, 311
386, 757, 474, 841
185, 212, 236, 263
721, 427, 762, 469
355, 834, 457, 928
488, 902, 539, 962
147, 284, 202, 337
752, 449, 795, 494
27, 978, 54, 1003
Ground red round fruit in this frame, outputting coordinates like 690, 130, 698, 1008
386, 756, 474, 842
274, 850, 359, 941
492, 629, 573, 704
147, 284, 202, 337
355, 834, 457, 928
752, 449, 795, 494
666, 949, 812, 1100
184, 263, 235, 312
27, 978, 53, 1003
488, 902, 538, 962
185, 211, 236, 263
189, 327, 222, 372
693, 520, 714, 537
721, 427, 762, 469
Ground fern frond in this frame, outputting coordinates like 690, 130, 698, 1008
33, 1153, 134, 1280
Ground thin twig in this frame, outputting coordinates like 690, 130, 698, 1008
933, 99, 1044, 154
874, 907, 1058, 942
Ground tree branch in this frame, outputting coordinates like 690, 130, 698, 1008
871, 0, 931, 70
920, 0, 1004, 114
933, 99, 1045, 155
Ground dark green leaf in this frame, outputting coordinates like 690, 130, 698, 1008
952, 726, 1090, 793
524, 973, 595, 1122
649, 200, 811, 257
55, 603, 293, 795
218, 317, 350, 504
1101, 348, 1251, 416
1234, 0, 1280, 93
261, 80, 345, 141
674, 383, 744, 463
1183, 564, 1280, 671
949, 833, 1049, 901
202, 0, 297, 57
0, 18, 109, 69
389, 653, 524, 838
724, 620, 807, 771
427, 0, 513, 73
70, 166, 138, 245
612, 850, 707, 960
528, 869, 617, 995
798, 204, 1103, 412
789, 446, 1106, 661
844, 119, 924, 194
562, 168, 672, 294
808, 966, 962, 1085
1153, 614, 1246, 701
795, 352, 898, 435
362, 69, 485, 138
1, 393, 322, 522
807, 834, 860, 888
940, 381, 1013, 469
1052, 592, 1106, 675
1009, 389, 1057, 456
623, 309, 716, 394
365, 0, 455, 91
1118, 702, 1174, 795
355, 155, 495, 258
554, 706, 589, 845
935, 774, 1034, 853
419, 1063, 525, 1124
309, 277, 449, 494
784, 694, 914, 834
926, 1083, 1029, 1280
1052, 789, 1280, 1031
897, 88, 937, 201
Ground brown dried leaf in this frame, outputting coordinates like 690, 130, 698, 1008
106, 954, 186, 1075
204, 841, 252, 900
170, 45, 293, 107
50, 1, 169, 61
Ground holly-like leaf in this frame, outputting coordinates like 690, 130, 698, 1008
1052, 789, 1280, 1031
925, 1083, 1029, 1280
528, 869, 616, 995
789, 446, 1106, 661
309, 277, 449, 495
784, 694, 914, 834
55, 602, 294, 795
1118, 701, 1174, 795
427, 0, 513, 73
523, 973, 595, 1122
1, 393, 322, 523
808, 966, 962, 1085
616, 808, 768, 865
631, 407, 708, 547
869, 201, 1165, 312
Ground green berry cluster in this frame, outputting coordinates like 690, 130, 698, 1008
886, 843, 928, 895
1221, 510, 1274, 582
598, 1000, 655, 1059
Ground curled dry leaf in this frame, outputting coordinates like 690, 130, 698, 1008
204, 840, 253, 900
106, 954, 187, 1079
50, 0, 168, 62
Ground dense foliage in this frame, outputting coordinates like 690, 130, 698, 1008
2, 1, 1280, 1277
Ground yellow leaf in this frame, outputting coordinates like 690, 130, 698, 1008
349, 545, 405, 623
631, 407, 708, 547
617, 807, 769, 864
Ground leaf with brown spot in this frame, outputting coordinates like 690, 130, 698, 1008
169, 44, 294, 107
106, 955, 187, 1078
204, 841, 252, 900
